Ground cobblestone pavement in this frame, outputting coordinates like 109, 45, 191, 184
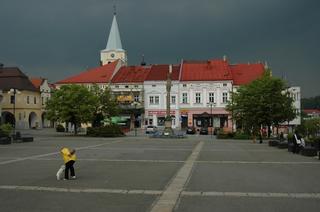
0, 129, 319, 212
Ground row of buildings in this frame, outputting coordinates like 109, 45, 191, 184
54, 11, 301, 132
0, 10, 301, 132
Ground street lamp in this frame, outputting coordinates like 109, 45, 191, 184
8, 88, 21, 134
131, 101, 140, 137
207, 102, 216, 138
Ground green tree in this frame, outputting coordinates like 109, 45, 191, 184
227, 72, 296, 141
90, 85, 119, 127
46, 85, 97, 134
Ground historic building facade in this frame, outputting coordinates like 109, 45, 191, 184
0, 67, 42, 129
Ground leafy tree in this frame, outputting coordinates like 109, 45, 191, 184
227, 72, 296, 141
46, 85, 97, 134
90, 85, 119, 127
296, 118, 320, 138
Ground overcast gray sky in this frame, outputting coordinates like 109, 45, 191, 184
1, 0, 319, 97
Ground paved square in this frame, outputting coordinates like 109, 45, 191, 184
0, 129, 319, 212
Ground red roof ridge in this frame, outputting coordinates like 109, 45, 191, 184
56, 60, 118, 84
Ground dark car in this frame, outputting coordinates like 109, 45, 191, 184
186, 126, 196, 134
199, 127, 209, 135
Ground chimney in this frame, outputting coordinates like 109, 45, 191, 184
223, 55, 227, 61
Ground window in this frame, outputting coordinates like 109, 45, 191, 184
149, 96, 159, 105
222, 92, 228, 103
182, 93, 188, 104
209, 92, 214, 103
152, 85, 156, 87
195, 93, 201, 104
42, 97, 44, 105
134, 95, 139, 102
223, 83, 227, 87
34, 97, 37, 104
171, 96, 176, 104
10, 95, 15, 104
115, 85, 119, 88
155, 96, 159, 104
183, 84, 187, 87
134, 85, 139, 88
27, 96, 30, 104
149, 96, 154, 104
125, 85, 129, 88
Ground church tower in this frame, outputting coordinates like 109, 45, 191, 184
100, 7, 127, 66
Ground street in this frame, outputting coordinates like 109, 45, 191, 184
0, 129, 319, 212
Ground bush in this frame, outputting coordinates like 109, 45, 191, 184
233, 132, 251, 139
87, 124, 125, 137
287, 133, 294, 143
56, 124, 65, 132
0, 124, 13, 136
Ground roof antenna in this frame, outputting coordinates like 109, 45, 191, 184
141, 54, 146, 66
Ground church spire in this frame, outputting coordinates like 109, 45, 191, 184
105, 12, 123, 51
100, 5, 127, 66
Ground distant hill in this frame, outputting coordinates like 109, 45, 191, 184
301, 95, 320, 109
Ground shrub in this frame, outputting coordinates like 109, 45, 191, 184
56, 124, 65, 132
233, 132, 251, 139
87, 124, 125, 137
287, 133, 294, 143
0, 124, 13, 136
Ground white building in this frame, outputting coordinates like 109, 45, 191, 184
287, 86, 301, 126
144, 65, 181, 129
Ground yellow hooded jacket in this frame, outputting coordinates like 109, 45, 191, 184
61, 148, 76, 163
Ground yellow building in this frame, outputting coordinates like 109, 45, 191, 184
0, 66, 42, 129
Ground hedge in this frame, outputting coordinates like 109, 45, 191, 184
87, 125, 125, 137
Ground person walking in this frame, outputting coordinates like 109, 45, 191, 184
61, 147, 76, 180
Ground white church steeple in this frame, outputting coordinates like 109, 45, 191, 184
100, 6, 127, 66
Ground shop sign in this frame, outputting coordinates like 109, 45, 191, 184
148, 110, 175, 116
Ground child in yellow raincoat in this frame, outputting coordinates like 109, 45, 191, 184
61, 147, 76, 180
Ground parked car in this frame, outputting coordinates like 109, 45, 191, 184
146, 125, 157, 134
199, 127, 209, 135
186, 126, 196, 134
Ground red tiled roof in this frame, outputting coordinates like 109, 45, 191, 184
230, 63, 265, 85
30, 78, 44, 89
56, 60, 118, 84
145, 64, 180, 81
180, 60, 233, 81
303, 109, 320, 114
111, 66, 151, 83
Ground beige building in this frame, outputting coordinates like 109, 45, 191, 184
30, 78, 54, 128
0, 66, 42, 129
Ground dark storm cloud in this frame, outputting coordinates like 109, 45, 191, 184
0, 0, 319, 97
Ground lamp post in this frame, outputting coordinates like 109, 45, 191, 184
207, 102, 216, 138
8, 88, 20, 134
131, 101, 140, 137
